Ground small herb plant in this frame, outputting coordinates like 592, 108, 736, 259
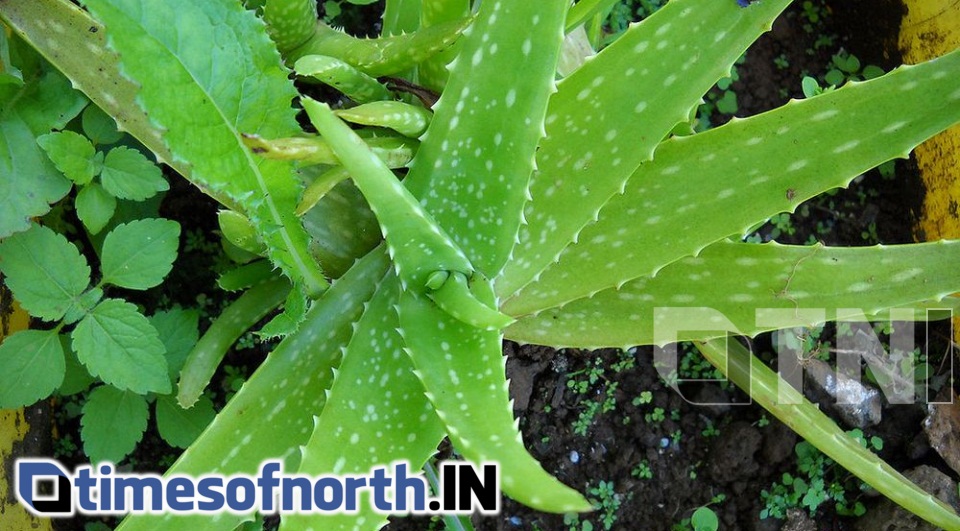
2, 0, 960, 529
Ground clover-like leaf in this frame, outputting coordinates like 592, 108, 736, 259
81, 104, 124, 146
0, 223, 90, 321
100, 218, 180, 290
0, 329, 65, 408
81, 385, 149, 464
72, 299, 170, 394
75, 182, 117, 235
36, 130, 101, 185
155, 394, 215, 448
99, 146, 168, 201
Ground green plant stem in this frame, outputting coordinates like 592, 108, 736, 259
695, 337, 960, 530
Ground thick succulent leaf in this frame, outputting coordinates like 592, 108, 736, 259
287, 17, 471, 77
177, 277, 291, 408
382, 0, 421, 36
398, 280, 591, 513
505, 47, 960, 315
303, 98, 473, 289
285, 273, 445, 531
117, 248, 389, 531
243, 133, 417, 168
295, 54, 393, 103
84, 0, 328, 297
300, 178, 382, 279
506, 240, 960, 348
335, 101, 432, 137
262, 0, 318, 55
404, 0, 567, 277
496, 0, 794, 299
417, 0, 470, 91
696, 338, 960, 530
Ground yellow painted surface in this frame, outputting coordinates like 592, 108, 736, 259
900, 0, 960, 339
0, 288, 52, 531
900, 0, 960, 241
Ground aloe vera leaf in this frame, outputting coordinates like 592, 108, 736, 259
262, 0, 317, 55
83, 0, 328, 298
302, 98, 472, 284
505, 47, 960, 315
505, 240, 960, 349
398, 278, 592, 513
177, 277, 291, 408
383, 0, 422, 36
300, 178, 382, 279
335, 100, 433, 137
218, 210, 266, 256
217, 259, 278, 292
287, 17, 471, 77
244, 133, 418, 168
418, 0, 470, 91
565, 0, 622, 33
696, 338, 960, 530
117, 248, 389, 531
495, 0, 793, 300
403, 0, 568, 278
295, 54, 393, 103
284, 272, 446, 531
296, 166, 350, 216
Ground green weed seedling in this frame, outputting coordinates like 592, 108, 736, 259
3, 0, 960, 529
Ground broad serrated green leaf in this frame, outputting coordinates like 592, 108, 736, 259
149, 308, 199, 383
36, 130, 100, 185
0, 329, 65, 408
75, 182, 117, 235
59, 334, 95, 396
0, 34, 86, 237
285, 272, 445, 531
84, 0, 328, 297
0, 223, 90, 321
99, 145, 168, 201
100, 218, 180, 290
176, 277, 290, 408
117, 248, 389, 531
505, 46, 960, 315
72, 298, 170, 394
81, 385, 148, 464
399, 280, 591, 513
497, 0, 794, 299
506, 240, 960, 348
81, 103, 124, 146
155, 394, 215, 449
404, 0, 567, 277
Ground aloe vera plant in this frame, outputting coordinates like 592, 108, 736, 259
3, 0, 960, 529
